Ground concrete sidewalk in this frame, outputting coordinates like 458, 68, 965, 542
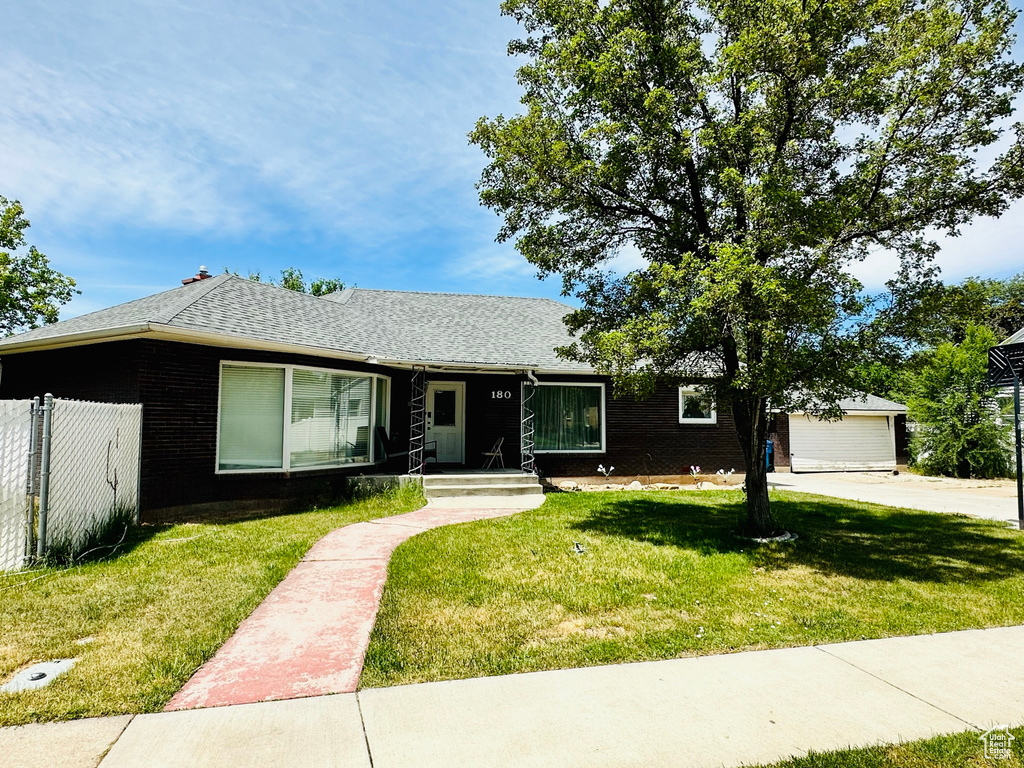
6, 625, 1024, 768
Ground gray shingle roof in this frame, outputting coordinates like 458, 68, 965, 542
836, 393, 908, 413
0, 275, 590, 371
1004, 326, 1024, 345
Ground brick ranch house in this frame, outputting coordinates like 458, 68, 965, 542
0, 271, 907, 520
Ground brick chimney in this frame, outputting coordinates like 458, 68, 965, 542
182, 266, 212, 285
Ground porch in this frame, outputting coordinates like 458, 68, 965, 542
394, 368, 604, 477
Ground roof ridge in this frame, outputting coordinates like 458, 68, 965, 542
152, 273, 233, 324
349, 287, 573, 305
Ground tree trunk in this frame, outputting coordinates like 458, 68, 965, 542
730, 393, 781, 537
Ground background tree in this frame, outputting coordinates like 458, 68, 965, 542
852, 269, 1024, 404
472, 0, 1024, 535
226, 267, 346, 296
0, 197, 77, 337
907, 324, 1012, 478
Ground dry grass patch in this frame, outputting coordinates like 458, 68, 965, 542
0, 485, 423, 726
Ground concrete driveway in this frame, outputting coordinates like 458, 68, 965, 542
769, 471, 1021, 525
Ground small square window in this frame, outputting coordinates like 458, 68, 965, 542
679, 388, 716, 424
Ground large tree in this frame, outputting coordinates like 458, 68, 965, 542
0, 197, 76, 337
471, 0, 1024, 535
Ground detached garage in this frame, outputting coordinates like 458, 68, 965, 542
786, 395, 908, 473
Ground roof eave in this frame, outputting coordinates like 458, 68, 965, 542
789, 409, 907, 416
0, 324, 156, 354
0, 324, 595, 375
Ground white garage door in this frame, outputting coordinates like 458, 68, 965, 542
789, 414, 896, 473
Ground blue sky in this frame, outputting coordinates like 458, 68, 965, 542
2, 0, 1024, 320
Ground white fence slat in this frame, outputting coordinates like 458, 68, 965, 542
46, 399, 142, 554
0, 400, 32, 571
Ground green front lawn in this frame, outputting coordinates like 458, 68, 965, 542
362, 490, 1024, 688
0, 485, 423, 726
755, 725, 1024, 767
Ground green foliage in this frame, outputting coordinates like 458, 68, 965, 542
850, 269, 1024, 403
224, 266, 346, 296
931, 272, 1024, 343
0, 197, 77, 337
42, 503, 137, 568
892, 270, 1024, 348
907, 324, 1012, 478
471, 0, 1024, 534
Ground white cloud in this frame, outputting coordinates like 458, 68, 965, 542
0, 0, 521, 242
448, 244, 538, 282
606, 242, 647, 274
849, 203, 1024, 291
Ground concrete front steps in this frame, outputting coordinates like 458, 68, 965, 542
422, 471, 544, 499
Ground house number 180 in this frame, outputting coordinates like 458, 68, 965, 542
491, 390, 512, 399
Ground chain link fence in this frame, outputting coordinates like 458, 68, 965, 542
47, 399, 143, 557
0, 400, 33, 571
0, 396, 142, 570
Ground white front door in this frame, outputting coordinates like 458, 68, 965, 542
426, 381, 465, 464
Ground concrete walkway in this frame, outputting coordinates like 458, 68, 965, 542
769, 471, 1021, 524
8, 625, 1024, 768
166, 497, 541, 710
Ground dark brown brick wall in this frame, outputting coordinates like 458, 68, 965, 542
770, 413, 791, 469
529, 376, 746, 478
135, 340, 410, 516
895, 414, 909, 461
0, 341, 141, 403
0, 339, 406, 518
0, 339, 751, 515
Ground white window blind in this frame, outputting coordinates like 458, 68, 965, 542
290, 370, 372, 468
219, 365, 285, 470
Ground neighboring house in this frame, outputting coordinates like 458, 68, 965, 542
996, 325, 1024, 396
0, 271, 906, 519
787, 395, 908, 473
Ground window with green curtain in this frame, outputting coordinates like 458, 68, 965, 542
534, 384, 603, 452
218, 365, 285, 470
290, 370, 372, 467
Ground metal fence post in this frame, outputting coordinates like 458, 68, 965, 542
1014, 370, 1023, 531
24, 396, 40, 561
136, 404, 144, 525
36, 394, 53, 561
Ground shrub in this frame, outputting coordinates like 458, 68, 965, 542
907, 325, 1012, 479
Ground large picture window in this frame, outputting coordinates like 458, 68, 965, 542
217, 362, 390, 473
533, 383, 604, 453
